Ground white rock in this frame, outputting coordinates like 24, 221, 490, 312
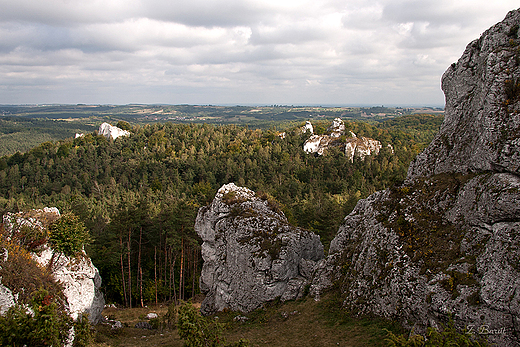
1, 208, 105, 324
146, 312, 158, 319
301, 121, 314, 134
0, 283, 15, 315
98, 122, 130, 140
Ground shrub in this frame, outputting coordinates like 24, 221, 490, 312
0, 236, 63, 305
48, 212, 91, 257
384, 318, 489, 347
177, 301, 250, 347
0, 288, 72, 347
73, 313, 93, 347
177, 301, 223, 347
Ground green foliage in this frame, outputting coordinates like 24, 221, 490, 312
177, 301, 224, 347
0, 226, 64, 305
49, 212, 91, 257
0, 115, 443, 304
116, 120, 132, 131
384, 318, 489, 347
73, 313, 94, 347
0, 288, 72, 347
177, 301, 251, 347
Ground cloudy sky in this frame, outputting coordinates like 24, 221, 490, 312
0, 1, 518, 106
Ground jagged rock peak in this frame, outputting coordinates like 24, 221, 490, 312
98, 122, 130, 140
196, 183, 324, 315
327, 118, 345, 137
345, 135, 384, 163
407, 8, 520, 180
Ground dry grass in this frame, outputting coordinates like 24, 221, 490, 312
92, 294, 400, 347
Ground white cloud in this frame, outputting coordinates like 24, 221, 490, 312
0, 0, 519, 105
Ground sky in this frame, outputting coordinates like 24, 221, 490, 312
0, 1, 518, 106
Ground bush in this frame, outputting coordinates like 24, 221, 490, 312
177, 301, 223, 347
48, 212, 91, 257
73, 313, 93, 347
177, 301, 250, 347
384, 318, 489, 347
0, 288, 72, 347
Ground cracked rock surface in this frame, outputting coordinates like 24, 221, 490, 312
311, 9, 520, 346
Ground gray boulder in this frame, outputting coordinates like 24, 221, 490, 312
196, 183, 324, 315
311, 9, 520, 346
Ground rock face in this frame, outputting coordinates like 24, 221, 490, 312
1, 208, 105, 324
98, 122, 130, 140
344, 133, 383, 163
311, 9, 520, 346
196, 183, 324, 315
301, 121, 314, 134
303, 118, 386, 161
407, 10, 520, 180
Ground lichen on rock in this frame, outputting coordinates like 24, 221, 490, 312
311, 9, 520, 347
196, 183, 324, 315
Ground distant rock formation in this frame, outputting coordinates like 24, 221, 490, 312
311, 9, 520, 346
344, 132, 384, 163
301, 121, 314, 134
98, 122, 130, 140
303, 118, 388, 161
196, 183, 324, 315
1, 208, 104, 324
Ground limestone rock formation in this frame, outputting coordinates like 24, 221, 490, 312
344, 133, 383, 163
98, 122, 130, 140
1, 208, 105, 324
196, 183, 324, 315
303, 118, 386, 161
301, 121, 314, 134
311, 9, 520, 346
407, 10, 520, 180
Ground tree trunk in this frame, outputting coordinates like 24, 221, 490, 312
138, 226, 144, 308
128, 229, 132, 309
180, 239, 184, 301
120, 235, 127, 307
155, 246, 158, 305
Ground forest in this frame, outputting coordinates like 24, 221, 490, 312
0, 113, 443, 307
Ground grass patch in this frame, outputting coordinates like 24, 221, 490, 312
94, 293, 404, 347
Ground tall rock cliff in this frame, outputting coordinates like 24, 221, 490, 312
407, 10, 520, 179
196, 183, 324, 315
311, 9, 520, 346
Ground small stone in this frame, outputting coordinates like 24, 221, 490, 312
135, 321, 153, 330
146, 312, 158, 320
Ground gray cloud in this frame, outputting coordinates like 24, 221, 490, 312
0, 0, 518, 105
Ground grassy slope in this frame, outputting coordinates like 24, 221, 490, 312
93, 293, 402, 347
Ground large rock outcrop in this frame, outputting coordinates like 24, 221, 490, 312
407, 10, 520, 179
196, 183, 324, 315
98, 122, 130, 140
0, 208, 104, 324
311, 9, 520, 346
303, 118, 388, 161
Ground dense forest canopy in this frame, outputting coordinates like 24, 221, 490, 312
0, 114, 443, 306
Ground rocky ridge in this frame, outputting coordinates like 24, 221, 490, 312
303, 118, 389, 161
310, 9, 520, 346
196, 183, 324, 315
